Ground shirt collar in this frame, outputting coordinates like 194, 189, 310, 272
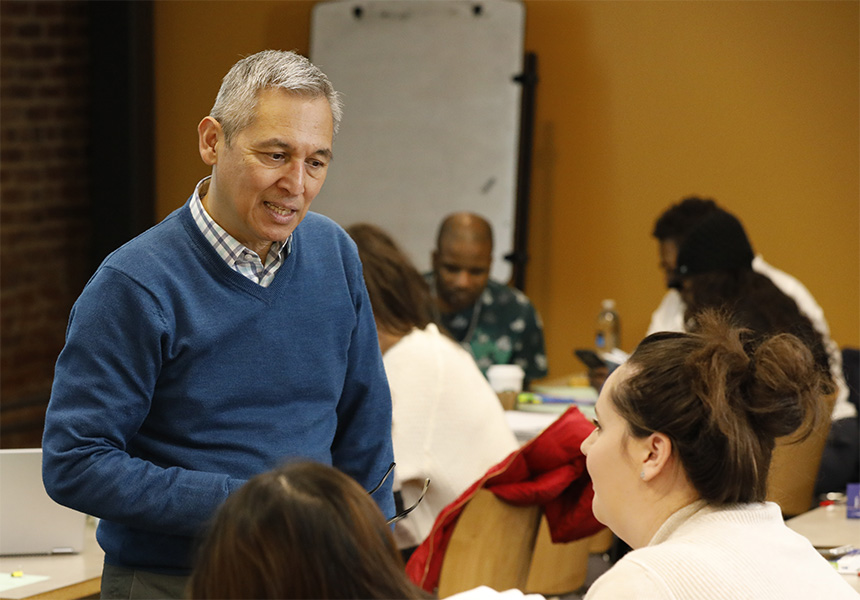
190, 176, 291, 266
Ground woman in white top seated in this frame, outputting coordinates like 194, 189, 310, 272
580, 310, 855, 599
346, 223, 519, 559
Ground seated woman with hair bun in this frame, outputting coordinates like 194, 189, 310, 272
580, 310, 854, 599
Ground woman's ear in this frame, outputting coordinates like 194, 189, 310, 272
198, 117, 221, 166
639, 432, 673, 482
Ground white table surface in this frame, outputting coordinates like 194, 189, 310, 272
505, 394, 596, 447
504, 410, 560, 444
0, 517, 102, 600
786, 504, 860, 593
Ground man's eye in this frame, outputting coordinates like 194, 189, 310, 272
259, 153, 286, 165
307, 159, 325, 169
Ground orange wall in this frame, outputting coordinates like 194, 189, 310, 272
155, 1, 859, 380
154, 0, 317, 221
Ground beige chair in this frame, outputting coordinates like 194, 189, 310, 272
525, 516, 592, 595
437, 489, 540, 597
436, 488, 599, 598
587, 527, 614, 554
766, 392, 837, 517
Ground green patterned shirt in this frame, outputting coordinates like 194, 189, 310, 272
427, 277, 548, 386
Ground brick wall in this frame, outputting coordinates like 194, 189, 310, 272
0, 0, 92, 448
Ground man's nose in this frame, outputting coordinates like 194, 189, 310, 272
453, 271, 472, 288
278, 160, 305, 195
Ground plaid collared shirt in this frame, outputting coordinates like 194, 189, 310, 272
190, 177, 290, 287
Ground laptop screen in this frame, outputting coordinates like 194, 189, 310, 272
0, 448, 88, 555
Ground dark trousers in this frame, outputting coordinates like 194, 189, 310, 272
100, 563, 189, 600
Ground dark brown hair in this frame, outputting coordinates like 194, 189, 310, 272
613, 310, 832, 505
188, 461, 430, 599
346, 223, 436, 336
683, 269, 831, 374
652, 196, 719, 243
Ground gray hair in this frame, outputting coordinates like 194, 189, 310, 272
210, 49, 343, 144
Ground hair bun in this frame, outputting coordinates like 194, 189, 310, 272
624, 308, 830, 505
744, 333, 827, 439
685, 310, 825, 442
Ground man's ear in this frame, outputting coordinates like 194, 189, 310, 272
198, 117, 222, 166
640, 432, 673, 482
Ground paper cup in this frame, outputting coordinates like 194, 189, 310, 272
487, 364, 525, 393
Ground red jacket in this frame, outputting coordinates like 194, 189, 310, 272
405, 407, 605, 592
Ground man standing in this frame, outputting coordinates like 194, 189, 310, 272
427, 212, 548, 387
42, 50, 395, 598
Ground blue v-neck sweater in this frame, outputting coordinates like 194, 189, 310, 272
42, 202, 395, 573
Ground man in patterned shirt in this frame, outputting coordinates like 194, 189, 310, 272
427, 212, 548, 387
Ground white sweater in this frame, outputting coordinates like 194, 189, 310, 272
585, 501, 858, 600
384, 324, 519, 549
647, 256, 853, 421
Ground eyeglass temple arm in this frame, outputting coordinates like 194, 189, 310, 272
367, 462, 396, 496
387, 478, 430, 525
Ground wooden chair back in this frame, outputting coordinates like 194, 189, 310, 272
437, 488, 540, 597
436, 488, 600, 598
586, 527, 614, 554
525, 516, 591, 595
766, 392, 836, 517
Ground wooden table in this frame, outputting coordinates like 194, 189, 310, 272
786, 504, 860, 593
0, 517, 102, 600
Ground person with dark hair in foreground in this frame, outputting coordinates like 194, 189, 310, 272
580, 311, 853, 598
189, 461, 431, 599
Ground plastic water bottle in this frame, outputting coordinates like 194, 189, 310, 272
595, 299, 620, 352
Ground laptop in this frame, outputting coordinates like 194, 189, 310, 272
0, 448, 88, 555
